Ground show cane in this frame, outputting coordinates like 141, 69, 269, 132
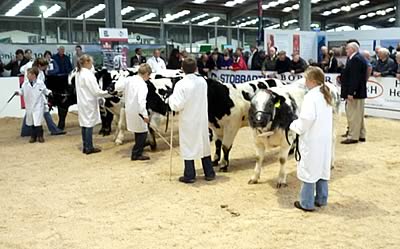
0, 92, 18, 116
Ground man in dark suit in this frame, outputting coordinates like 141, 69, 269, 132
340, 42, 368, 144
4, 49, 29, 76
131, 48, 146, 67
247, 45, 263, 70
275, 51, 291, 74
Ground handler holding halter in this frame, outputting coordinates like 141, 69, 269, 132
168, 58, 216, 184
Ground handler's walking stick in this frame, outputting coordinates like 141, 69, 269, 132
169, 112, 174, 182
0, 92, 17, 116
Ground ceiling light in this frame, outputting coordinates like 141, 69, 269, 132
292, 4, 299, 10
359, 14, 367, 19
163, 10, 190, 22
135, 13, 157, 22
121, 6, 135, 16
322, 11, 332, 16
350, 3, 360, 8
41, 4, 61, 18
225, 1, 236, 7
311, 0, 320, 3
359, 0, 370, 6
76, 4, 106, 19
198, 16, 221, 25
367, 12, 375, 18
341, 6, 351, 12
182, 20, 189, 24
268, 1, 279, 7
262, 4, 269, 9
5, 0, 34, 17
191, 13, 209, 22
331, 8, 341, 14
278, 0, 289, 4
386, 7, 394, 13
193, 0, 207, 3
283, 7, 292, 12
389, 17, 396, 22
39, 5, 47, 12
376, 10, 386, 16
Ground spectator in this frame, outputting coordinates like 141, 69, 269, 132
371, 46, 380, 69
232, 50, 248, 71
207, 52, 222, 70
290, 53, 308, 74
24, 49, 33, 62
220, 49, 233, 70
52, 46, 73, 76
373, 48, 397, 77
275, 51, 291, 74
43, 51, 59, 76
247, 45, 263, 70
396, 53, 400, 80
4, 49, 28, 76
340, 42, 368, 144
362, 50, 373, 77
130, 48, 146, 67
147, 49, 166, 73
262, 46, 277, 72
319, 46, 329, 68
326, 50, 339, 73
167, 49, 182, 70
197, 54, 210, 76
0, 58, 4, 77
180, 50, 189, 61
72, 45, 84, 68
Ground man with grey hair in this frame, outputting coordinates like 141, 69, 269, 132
362, 50, 373, 77
371, 46, 380, 68
396, 53, 400, 80
340, 42, 368, 144
373, 47, 397, 77
53, 45, 73, 76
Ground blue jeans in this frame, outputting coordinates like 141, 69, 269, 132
300, 179, 329, 210
21, 112, 64, 137
183, 156, 215, 180
81, 127, 94, 151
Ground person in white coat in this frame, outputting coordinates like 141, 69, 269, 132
15, 67, 50, 143
124, 64, 152, 161
147, 49, 166, 73
168, 58, 216, 183
76, 54, 109, 155
289, 66, 333, 212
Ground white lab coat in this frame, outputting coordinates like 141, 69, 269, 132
124, 75, 149, 133
147, 56, 166, 73
75, 68, 108, 127
289, 86, 333, 183
19, 79, 49, 126
169, 74, 211, 160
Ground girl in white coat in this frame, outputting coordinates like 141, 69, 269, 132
124, 64, 152, 161
15, 67, 50, 143
289, 66, 333, 212
75, 55, 109, 154
168, 58, 216, 183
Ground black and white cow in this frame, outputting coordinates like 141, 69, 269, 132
207, 77, 285, 172
242, 79, 340, 187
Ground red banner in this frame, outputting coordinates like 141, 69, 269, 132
293, 34, 300, 55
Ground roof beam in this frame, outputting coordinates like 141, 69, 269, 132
231, 2, 257, 18
163, 0, 192, 13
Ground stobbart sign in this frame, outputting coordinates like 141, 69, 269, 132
210, 70, 400, 120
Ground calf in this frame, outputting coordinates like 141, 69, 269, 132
243, 80, 340, 188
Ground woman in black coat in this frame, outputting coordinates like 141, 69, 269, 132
167, 49, 182, 70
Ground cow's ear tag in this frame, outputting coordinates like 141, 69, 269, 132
275, 100, 281, 109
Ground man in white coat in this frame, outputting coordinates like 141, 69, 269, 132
169, 58, 216, 183
147, 49, 166, 73
124, 64, 152, 161
289, 66, 333, 212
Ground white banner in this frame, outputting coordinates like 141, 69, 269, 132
99, 28, 128, 42
210, 70, 400, 120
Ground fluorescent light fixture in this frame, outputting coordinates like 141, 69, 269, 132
310, 23, 320, 28
41, 4, 61, 18
182, 20, 189, 24
278, 0, 289, 4
389, 17, 396, 22
359, 0, 370, 6
191, 13, 208, 22
283, 7, 292, 12
121, 6, 135, 16
386, 7, 394, 13
350, 3, 360, 8
193, 0, 207, 3
224, 0, 247, 7
5, 0, 34, 17
238, 18, 258, 27
292, 4, 299, 10
359, 14, 367, 19
268, 1, 279, 7
197, 16, 220, 25
39, 5, 47, 12
331, 8, 341, 14
135, 12, 157, 22
311, 0, 320, 3
322, 11, 332, 16
76, 4, 105, 19
163, 10, 190, 22
376, 10, 386, 16
265, 24, 280, 29
262, 4, 269, 10
367, 12, 375, 17
341, 6, 351, 12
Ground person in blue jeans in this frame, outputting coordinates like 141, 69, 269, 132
289, 66, 334, 212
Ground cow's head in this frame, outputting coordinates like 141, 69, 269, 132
242, 88, 297, 133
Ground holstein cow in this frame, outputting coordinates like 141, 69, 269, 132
207, 77, 285, 172
242, 79, 340, 188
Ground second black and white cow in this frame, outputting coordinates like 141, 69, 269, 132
242, 80, 340, 188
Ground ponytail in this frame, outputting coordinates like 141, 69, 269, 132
320, 84, 333, 106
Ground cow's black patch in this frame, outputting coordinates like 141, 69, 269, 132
230, 83, 237, 89
265, 79, 277, 87
207, 78, 235, 128
146, 80, 169, 115
271, 93, 298, 130
249, 83, 257, 92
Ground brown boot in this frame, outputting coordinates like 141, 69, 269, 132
29, 136, 37, 143
38, 136, 45, 143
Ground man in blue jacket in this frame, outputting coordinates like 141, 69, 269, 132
52, 46, 72, 76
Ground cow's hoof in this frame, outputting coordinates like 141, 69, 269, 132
219, 166, 228, 172
276, 183, 288, 188
150, 144, 157, 151
212, 160, 219, 167
248, 179, 258, 184
98, 129, 105, 135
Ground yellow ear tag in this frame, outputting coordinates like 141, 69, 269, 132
275, 100, 281, 109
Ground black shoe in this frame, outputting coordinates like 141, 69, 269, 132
178, 176, 195, 184
85, 147, 102, 155
341, 139, 359, 144
38, 136, 45, 143
205, 175, 216, 181
294, 201, 314, 212
341, 132, 349, 138
51, 131, 66, 136
131, 155, 150, 161
359, 138, 366, 142
29, 137, 37, 143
